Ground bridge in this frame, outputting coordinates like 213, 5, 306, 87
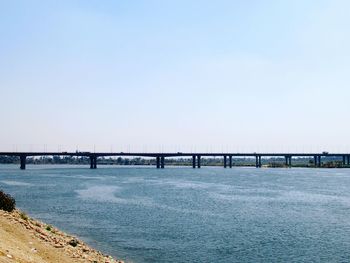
0, 152, 350, 170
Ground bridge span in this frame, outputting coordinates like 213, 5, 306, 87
0, 152, 350, 170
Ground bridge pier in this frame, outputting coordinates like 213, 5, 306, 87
317, 156, 321, 167
156, 157, 160, 169
229, 156, 232, 168
161, 157, 165, 169
197, 155, 201, 168
285, 156, 292, 168
347, 155, 350, 166
255, 156, 262, 168
259, 156, 262, 168
20, 155, 26, 170
90, 156, 97, 169
192, 156, 196, 168
223, 156, 227, 168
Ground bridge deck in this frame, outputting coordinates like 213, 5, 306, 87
0, 152, 348, 157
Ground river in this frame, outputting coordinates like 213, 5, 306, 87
1, 165, 350, 262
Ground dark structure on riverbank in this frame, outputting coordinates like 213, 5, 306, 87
0, 152, 350, 170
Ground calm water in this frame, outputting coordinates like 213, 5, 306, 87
1, 165, 350, 262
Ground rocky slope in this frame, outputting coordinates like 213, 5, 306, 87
0, 209, 124, 263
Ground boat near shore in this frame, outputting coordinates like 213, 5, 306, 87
0, 209, 124, 263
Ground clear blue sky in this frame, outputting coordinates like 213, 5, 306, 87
1, 0, 350, 152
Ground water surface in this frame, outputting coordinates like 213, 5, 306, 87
1, 165, 350, 262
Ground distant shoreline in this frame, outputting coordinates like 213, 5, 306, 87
0, 162, 349, 169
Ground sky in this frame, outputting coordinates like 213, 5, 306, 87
1, 0, 350, 153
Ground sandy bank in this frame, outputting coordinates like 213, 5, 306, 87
0, 209, 123, 263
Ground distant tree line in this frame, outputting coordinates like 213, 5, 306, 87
0, 156, 348, 168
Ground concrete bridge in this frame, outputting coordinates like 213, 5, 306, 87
0, 152, 349, 170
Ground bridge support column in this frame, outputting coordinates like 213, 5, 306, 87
255, 156, 262, 168
285, 156, 292, 167
90, 156, 97, 169
93, 157, 97, 169
314, 156, 317, 167
161, 157, 165, 169
156, 157, 160, 169
20, 155, 26, 170
229, 156, 232, 168
90, 156, 94, 169
343, 155, 346, 166
317, 156, 321, 167
197, 155, 201, 168
258, 156, 262, 168
192, 156, 196, 168
223, 156, 227, 168
347, 156, 350, 166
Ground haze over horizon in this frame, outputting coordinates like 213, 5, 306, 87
1, 0, 350, 153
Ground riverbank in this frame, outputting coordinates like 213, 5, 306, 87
0, 209, 124, 263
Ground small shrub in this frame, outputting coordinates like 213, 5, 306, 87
20, 212, 28, 221
68, 238, 79, 247
46, 225, 52, 231
0, 190, 16, 212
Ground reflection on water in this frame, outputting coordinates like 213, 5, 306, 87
1, 165, 350, 263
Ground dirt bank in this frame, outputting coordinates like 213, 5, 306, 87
0, 209, 124, 263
